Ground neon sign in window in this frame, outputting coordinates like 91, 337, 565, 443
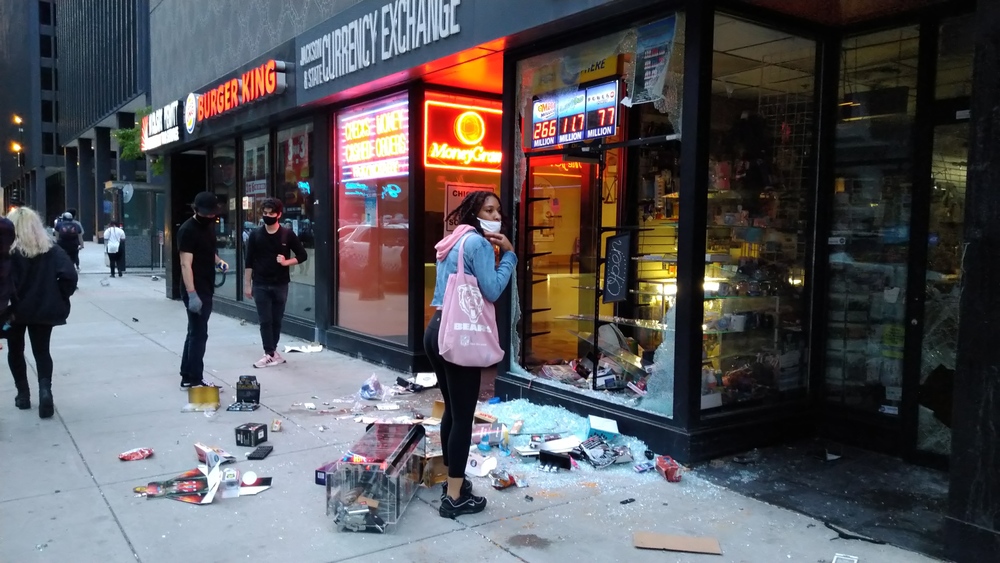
338, 93, 409, 182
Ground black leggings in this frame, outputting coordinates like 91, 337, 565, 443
424, 310, 482, 479
7, 324, 54, 382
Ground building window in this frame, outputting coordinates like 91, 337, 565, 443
42, 132, 55, 155
277, 122, 315, 320
41, 67, 53, 90
39, 1, 52, 25
40, 34, 52, 58
335, 91, 410, 344
700, 15, 816, 413
211, 141, 239, 302
42, 100, 54, 122
513, 14, 684, 418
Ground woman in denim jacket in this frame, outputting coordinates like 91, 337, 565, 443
426, 190, 516, 518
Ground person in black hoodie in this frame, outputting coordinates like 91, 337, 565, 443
6, 207, 78, 418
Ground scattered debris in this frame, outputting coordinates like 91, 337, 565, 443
825, 522, 885, 544
733, 449, 761, 465
131, 317, 139, 323
359, 375, 384, 401
119, 447, 154, 461
831, 555, 859, 563
376, 402, 400, 411
633, 531, 722, 555
181, 384, 221, 413
235, 423, 267, 447
138, 448, 271, 504
100, 279, 111, 287
270, 419, 282, 432
655, 455, 682, 482
620, 497, 636, 505
151, 275, 160, 281
466, 450, 498, 476
489, 469, 519, 490
524, 495, 534, 502
284, 343, 323, 354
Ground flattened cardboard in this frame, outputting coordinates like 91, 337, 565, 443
633, 531, 722, 555
431, 400, 445, 419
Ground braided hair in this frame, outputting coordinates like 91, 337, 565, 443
445, 190, 502, 235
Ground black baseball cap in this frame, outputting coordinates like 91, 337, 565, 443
192, 192, 221, 216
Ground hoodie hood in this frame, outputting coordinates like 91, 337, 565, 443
434, 224, 477, 262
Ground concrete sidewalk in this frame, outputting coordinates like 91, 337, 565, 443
0, 269, 944, 563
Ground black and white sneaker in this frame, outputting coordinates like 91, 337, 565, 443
180, 379, 209, 390
440, 479, 473, 501
439, 491, 487, 518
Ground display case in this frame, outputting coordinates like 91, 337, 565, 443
325, 424, 425, 533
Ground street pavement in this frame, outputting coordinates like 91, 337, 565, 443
0, 246, 945, 563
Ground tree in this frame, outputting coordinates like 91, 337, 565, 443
112, 106, 165, 177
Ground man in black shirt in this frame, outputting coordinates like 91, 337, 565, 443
176, 191, 229, 388
244, 197, 308, 368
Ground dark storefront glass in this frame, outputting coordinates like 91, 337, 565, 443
211, 141, 239, 301
916, 14, 973, 456
825, 26, 919, 415
699, 16, 816, 413
335, 92, 410, 344
511, 14, 685, 419
422, 91, 502, 329
240, 132, 271, 301
277, 123, 316, 320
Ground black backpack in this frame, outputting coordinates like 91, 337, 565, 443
56, 220, 81, 243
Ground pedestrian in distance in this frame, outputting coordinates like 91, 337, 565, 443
244, 197, 308, 368
54, 211, 84, 271
6, 207, 78, 419
425, 190, 516, 518
177, 192, 229, 389
104, 220, 126, 277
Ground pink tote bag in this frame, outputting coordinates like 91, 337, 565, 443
438, 234, 505, 367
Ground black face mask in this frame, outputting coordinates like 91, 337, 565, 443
194, 214, 214, 225
262, 216, 279, 226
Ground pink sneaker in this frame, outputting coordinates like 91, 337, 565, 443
253, 354, 279, 368
271, 351, 286, 365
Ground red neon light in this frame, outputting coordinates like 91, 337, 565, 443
424, 100, 503, 174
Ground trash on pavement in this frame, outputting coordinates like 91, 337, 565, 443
138, 449, 272, 505
465, 449, 498, 477
119, 447, 154, 461
831, 555, 859, 563
620, 497, 636, 504
586, 415, 620, 440
655, 455, 682, 482
474, 411, 497, 424
489, 469, 519, 490
194, 443, 237, 465
359, 374, 384, 401
235, 423, 268, 447
283, 343, 323, 353
633, 461, 655, 473
538, 450, 572, 472
181, 384, 221, 413
633, 531, 722, 555
236, 375, 260, 404
271, 419, 282, 432
376, 402, 400, 411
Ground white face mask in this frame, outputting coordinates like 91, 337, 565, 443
478, 218, 502, 234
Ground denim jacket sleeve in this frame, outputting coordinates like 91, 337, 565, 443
463, 235, 517, 303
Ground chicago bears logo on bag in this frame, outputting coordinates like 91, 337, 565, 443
457, 284, 485, 323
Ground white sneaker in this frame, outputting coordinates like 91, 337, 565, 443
253, 354, 279, 368
271, 351, 286, 365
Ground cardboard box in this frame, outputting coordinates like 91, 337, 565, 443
420, 456, 448, 486
235, 423, 268, 447
633, 531, 722, 555
587, 415, 620, 440
431, 400, 445, 419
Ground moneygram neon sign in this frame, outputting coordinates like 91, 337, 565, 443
424, 100, 502, 173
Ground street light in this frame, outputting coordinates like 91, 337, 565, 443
13, 115, 22, 126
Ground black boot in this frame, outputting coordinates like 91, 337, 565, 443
38, 379, 53, 419
12, 373, 30, 409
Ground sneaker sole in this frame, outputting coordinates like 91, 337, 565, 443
438, 499, 487, 518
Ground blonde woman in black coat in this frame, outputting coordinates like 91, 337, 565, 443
7, 207, 78, 418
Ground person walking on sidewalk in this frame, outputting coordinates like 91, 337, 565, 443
425, 191, 516, 518
104, 221, 126, 277
243, 197, 308, 368
177, 192, 228, 389
6, 207, 78, 418
54, 211, 84, 271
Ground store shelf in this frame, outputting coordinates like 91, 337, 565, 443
556, 314, 669, 331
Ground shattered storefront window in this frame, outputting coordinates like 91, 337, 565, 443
508, 14, 685, 419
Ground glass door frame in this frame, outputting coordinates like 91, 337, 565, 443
814, 13, 972, 467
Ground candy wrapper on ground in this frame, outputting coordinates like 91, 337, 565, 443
489, 469, 519, 490
119, 447, 154, 461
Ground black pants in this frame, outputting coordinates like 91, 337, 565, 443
108, 250, 125, 275
252, 284, 288, 355
7, 324, 54, 387
59, 242, 80, 268
424, 310, 482, 479
180, 292, 213, 383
